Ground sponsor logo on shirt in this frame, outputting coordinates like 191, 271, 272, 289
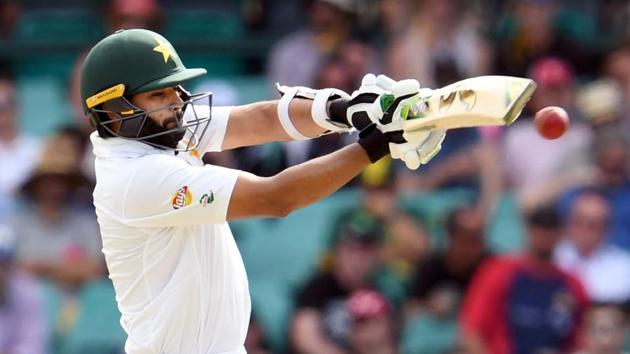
199, 191, 214, 207
171, 186, 193, 209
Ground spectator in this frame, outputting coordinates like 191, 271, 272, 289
290, 211, 385, 354
494, 0, 596, 77
559, 129, 630, 251
555, 190, 630, 305
0, 224, 48, 354
460, 205, 589, 354
268, 0, 356, 88
0, 76, 41, 220
11, 132, 103, 290
387, 0, 490, 88
401, 206, 488, 354
347, 289, 397, 354
408, 207, 488, 316
360, 160, 431, 284
503, 57, 594, 212
578, 304, 628, 354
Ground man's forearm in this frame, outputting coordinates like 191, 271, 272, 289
227, 143, 375, 220
271, 143, 370, 214
272, 144, 370, 210
222, 99, 328, 150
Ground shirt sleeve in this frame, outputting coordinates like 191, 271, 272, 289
459, 257, 512, 339
121, 155, 240, 227
183, 104, 232, 153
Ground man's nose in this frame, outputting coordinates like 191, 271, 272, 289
170, 90, 185, 110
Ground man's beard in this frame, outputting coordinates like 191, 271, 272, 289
139, 111, 186, 149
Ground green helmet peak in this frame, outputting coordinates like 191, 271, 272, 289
81, 28, 206, 111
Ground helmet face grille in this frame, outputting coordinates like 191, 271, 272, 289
91, 90, 213, 152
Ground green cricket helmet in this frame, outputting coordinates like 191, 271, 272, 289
81, 28, 212, 150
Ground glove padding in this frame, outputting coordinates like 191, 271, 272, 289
349, 74, 446, 170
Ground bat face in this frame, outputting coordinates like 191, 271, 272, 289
402, 76, 537, 132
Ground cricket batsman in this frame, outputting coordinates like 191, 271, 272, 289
81, 28, 445, 354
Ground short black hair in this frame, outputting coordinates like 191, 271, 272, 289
526, 204, 562, 229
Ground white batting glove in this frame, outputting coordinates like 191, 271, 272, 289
390, 129, 446, 170
348, 73, 446, 170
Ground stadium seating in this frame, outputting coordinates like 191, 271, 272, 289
40, 278, 125, 354
15, 77, 73, 136
13, 8, 103, 44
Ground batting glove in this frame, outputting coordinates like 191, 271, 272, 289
347, 73, 446, 170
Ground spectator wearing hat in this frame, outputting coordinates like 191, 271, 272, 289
290, 210, 386, 354
555, 190, 630, 305
0, 224, 48, 354
10, 132, 104, 290
502, 57, 594, 212
8, 131, 105, 348
460, 205, 589, 354
347, 289, 397, 354
0, 75, 42, 220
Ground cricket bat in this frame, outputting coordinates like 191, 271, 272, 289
402, 76, 537, 132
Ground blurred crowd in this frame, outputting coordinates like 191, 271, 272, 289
2, 0, 630, 353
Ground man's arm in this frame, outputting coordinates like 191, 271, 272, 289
221, 99, 328, 150
227, 140, 380, 219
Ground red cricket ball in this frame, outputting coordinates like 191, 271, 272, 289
534, 106, 570, 140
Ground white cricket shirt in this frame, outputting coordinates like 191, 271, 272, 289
91, 105, 250, 354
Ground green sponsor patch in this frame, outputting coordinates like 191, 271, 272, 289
199, 191, 214, 207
